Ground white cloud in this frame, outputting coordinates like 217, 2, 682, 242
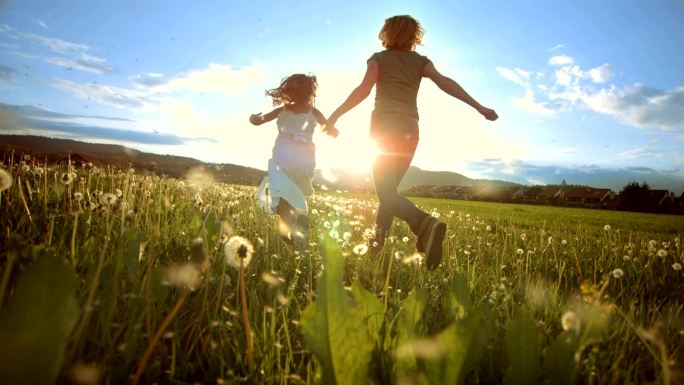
34, 18, 48, 30
133, 63, 265, 95
512, 89, 555, 116
498, 53, 684, 131
549, 44, 565, 52
549, 55, 573, 66
1, 24, 111, 74
582, 84, 684, 129
588, 63, 613, 83
52, 78, 158, 110
496, 66, 530, 86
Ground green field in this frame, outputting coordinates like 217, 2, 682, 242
0, 162, 682, 384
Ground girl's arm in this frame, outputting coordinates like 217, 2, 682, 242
249, 107, 284, 126
326, 60, 379, 129
313, 108, 338, 138
423, 61, 498, 121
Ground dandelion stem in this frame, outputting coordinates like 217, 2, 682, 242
70, 213, 79, 266
0, 251, 17, 309
240, 262, 255, 372
130, 290, 188, 385
383, 253, 394, 314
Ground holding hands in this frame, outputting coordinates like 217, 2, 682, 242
323, 119, 339, 138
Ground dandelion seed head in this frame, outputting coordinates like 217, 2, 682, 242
402, 236, 409, 243
0, 169, 13, 191
163, 263, 201, 290
611, 268, 624, 279
101, 193, 117, 205
603, 224, 611, 231
657, 249, 668, 258
353, 243, 368, 255
68, 362, 101, 385
261, 272, 284, 287
114, 188, 123, 197
561, 239, 568, 245
516, 248, 524, 255
402, 253, 423, 266
520, 233, 527, 241
61, 172, 74, 185
672, 263, 682, 271
561, 311, 580, 331
224, 236, 254, 269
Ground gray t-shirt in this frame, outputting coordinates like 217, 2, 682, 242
368, 50, 430, 120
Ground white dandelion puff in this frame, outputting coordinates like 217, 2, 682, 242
261, 272, 284, 287
0, 169, 12, 191
516, 248, 524, 255
561, 311, 580, 331
100, 193, 117, 205
353, 243, 368, 256
520, 233, 527, 241
657, 249, 668, 258
402, 236, 409, 243
603, 224, 611, 231
163, 263, 201, 290
224, 236, 254, 269
61, 172, 74, 185
402, 253, 424, 266
672, 263, 682, 271
611, 268, 624, 279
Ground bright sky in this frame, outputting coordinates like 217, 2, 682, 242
1, 0, 683, 189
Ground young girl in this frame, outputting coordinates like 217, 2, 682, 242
250, 74, 332, 252
326, 15, 498, 270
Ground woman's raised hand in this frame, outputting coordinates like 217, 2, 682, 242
478, 106, 499, 121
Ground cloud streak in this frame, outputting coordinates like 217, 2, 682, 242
0, 103, 215, 145
497, 53, 683, 132
466, 158, 684, 193
0, 24, 112, 74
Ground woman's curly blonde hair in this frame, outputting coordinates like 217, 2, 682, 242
265, 74, 317, 107
378, 15, 424, 51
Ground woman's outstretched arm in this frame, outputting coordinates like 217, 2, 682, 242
423, 61, 498, 121
326, 60, 379, 128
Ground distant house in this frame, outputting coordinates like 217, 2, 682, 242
561, 187, 612, 208
646, 189, 671, 213
475, 186, 523, 202
520, 186, 562, 204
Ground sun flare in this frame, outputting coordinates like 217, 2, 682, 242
317, 131, 379, 175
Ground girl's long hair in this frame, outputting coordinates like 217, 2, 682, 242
266, 74, 317, 106
379, 15, 424, 51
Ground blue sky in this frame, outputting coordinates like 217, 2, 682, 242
1, 0, 683, 192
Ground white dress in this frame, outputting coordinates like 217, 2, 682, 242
257, 108, 317, 215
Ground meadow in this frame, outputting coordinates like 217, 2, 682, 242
0, 157, 682, 385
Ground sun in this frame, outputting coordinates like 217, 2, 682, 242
316, 129, 379, 175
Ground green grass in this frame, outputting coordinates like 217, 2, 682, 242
0, 160, 682, 384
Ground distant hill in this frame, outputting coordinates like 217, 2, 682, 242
313, 166, 519, 192
0, 135, 266, 185
1, 135, 523, 192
